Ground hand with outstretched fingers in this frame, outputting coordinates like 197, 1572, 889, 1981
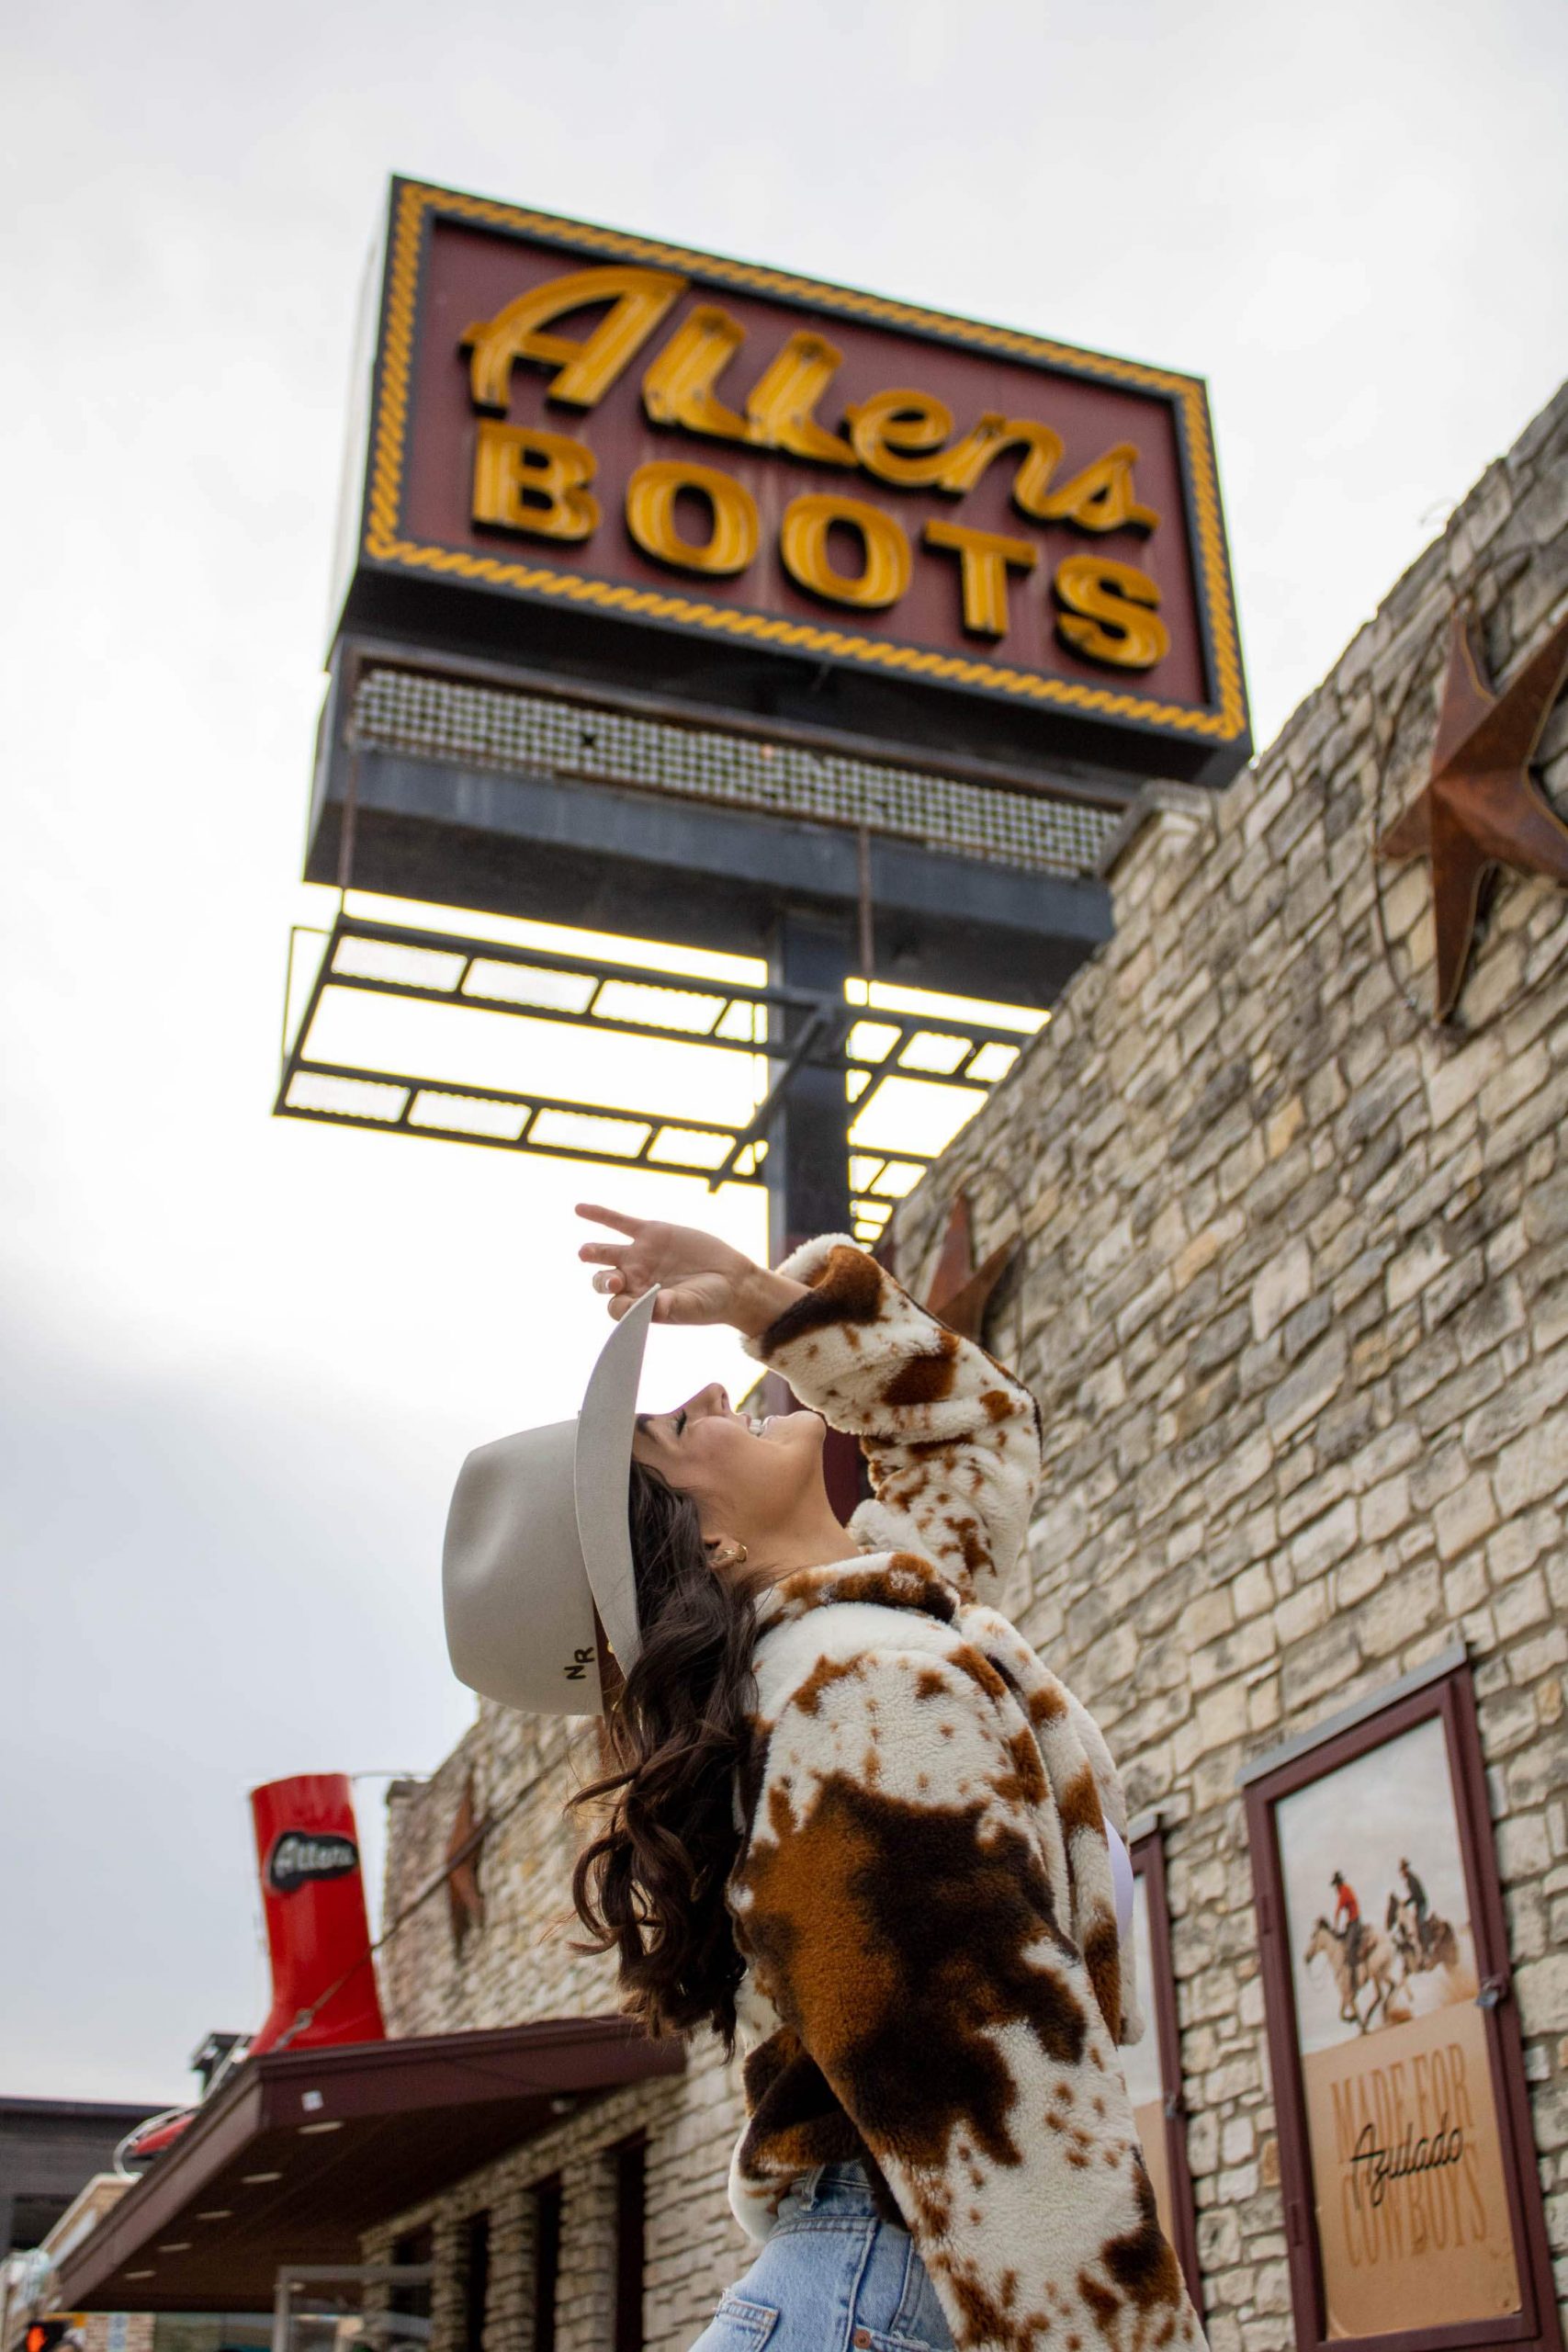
574, 1203, 805, 1335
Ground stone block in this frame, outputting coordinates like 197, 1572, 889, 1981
1238, 1330, 1287, 1401
1277, 1460, 1348, 1539
1485, 1044, 1561, 1133
1426, 1032, 1504, 1129
1515, 1952, 1568, 2038
1462, 1340, 1568, 1457
1423, 1247, 1488, 1331
1409, 1439, 1469, 1513
1452, 1271, 1529, 1366
1195, 1680, 1251, 1752
1442, 1555, 1488, 1619
1361, 1473, 1412, 1543
1348, 1419, 1422, 1488
1485, 1505, 1561, 1599
1495, 1566, 1551, 1639
1359, 1558, 1441, 1659
1495, 1419, 1568, 1515
1265, 1330, 1348, 1442
1434, 1473, 1499, 1560
1483, 1210, 1529, 1280
1288, 1497, 1359, 1580
1280, 1292, 1335, 1363
1523, 1171, 1568, 1250
1497, 1812, 1552, 1883
1483, 1687, 1543, 1758
1509, 1623, 1567, 1684
1274, 1576, 1329, 1645
1233, 1561, 1277, 1619
1281, 1619, 1362, 1712
1248, 1675, 1282, 1732
1303, 1057, 1348, 1125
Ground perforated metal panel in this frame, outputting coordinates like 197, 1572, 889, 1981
350, 666, 1120, 880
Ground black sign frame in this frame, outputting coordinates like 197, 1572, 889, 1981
335, 177, 1252, 797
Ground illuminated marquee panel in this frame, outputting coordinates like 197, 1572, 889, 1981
274, 904, 1044, 1245
338, 179, 1251, 793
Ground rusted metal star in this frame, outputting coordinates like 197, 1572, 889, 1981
445, 1771, 487, 1950
1376, 607, 1568, 1020
925, 1192, 1017, 1341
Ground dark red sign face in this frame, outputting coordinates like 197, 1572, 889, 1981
350, 181, 1249, 787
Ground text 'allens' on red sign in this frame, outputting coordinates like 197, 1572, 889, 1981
457, 265, 1168, 668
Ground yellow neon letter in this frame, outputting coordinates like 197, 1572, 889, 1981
1053, 555, 1169, 669
641, 306, 750, 442
847, 389, 954, 486
1041, 443, 1159, 533
471, 423, 599, 540
461, 266, 686, 413
746, 333, 855, 466
625, 460, 759, 575
923, 520, 1037, 637
935, 413, 1065, 517
780, 494, 910, 608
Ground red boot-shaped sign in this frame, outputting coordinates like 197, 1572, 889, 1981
250, 1774, 387, 2052
121, 1773, 389, 2166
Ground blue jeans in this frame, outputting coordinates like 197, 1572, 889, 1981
691, 2160, 955, 2351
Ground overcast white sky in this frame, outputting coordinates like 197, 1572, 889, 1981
2, 0, 1565, 2108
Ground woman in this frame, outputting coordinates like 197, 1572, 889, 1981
443, 1204, 1206, 2352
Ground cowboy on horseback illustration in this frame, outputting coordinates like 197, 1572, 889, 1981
1331, 1870, 1365, 1996
1385, 1860, 1461, 1980
1306, 1900, 1401, 2031
1398, 1858, 1429, 1961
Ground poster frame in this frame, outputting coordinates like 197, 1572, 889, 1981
1241, 1650, 1561, 2352
1129, 1824, 1205, 2320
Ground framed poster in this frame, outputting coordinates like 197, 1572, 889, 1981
1241, 1646, 1561, 2352
1125, 1826, 1204, 2317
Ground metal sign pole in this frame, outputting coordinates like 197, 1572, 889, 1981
764, 906, 864, 1517
766, 906, 854, 1263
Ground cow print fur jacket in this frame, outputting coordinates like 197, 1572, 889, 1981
721, 1235, 1206, 2352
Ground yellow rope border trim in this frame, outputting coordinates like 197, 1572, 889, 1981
364, 181, 1247, 744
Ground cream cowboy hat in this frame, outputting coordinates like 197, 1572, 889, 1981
442, 1285, 660, 1716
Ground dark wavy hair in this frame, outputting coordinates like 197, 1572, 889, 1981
565, 1458, 774, 2055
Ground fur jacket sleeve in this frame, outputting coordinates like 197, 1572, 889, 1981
741, 1229, 1042, 1595
720, 1238, 1206, 2352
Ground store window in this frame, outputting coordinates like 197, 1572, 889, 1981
389, 2230, 434, 2330
461, 2212, 490, 2352
271, 2262, 433, 2352
531, 2177, 562, 2352
152, 2316, 272, 2352
613, 2132, 647, 2352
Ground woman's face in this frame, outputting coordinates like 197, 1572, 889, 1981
632, 1382, 828, 1550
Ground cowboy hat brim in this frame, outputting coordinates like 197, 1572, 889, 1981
574, 1283, 659, 1674
442, 1285, 659, 1715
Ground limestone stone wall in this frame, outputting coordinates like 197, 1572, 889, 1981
374, 1714, 753, 2352
888, 379, 1568, 2346
372, 380, 1568, 2350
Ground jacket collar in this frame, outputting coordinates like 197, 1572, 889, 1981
753, 1547, 964, 1638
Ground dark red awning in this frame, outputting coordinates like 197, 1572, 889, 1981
57, 2018, 682, 2312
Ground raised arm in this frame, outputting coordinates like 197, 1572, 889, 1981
740, 1233, 1042, 1599
573, 1206, 1041, 1598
